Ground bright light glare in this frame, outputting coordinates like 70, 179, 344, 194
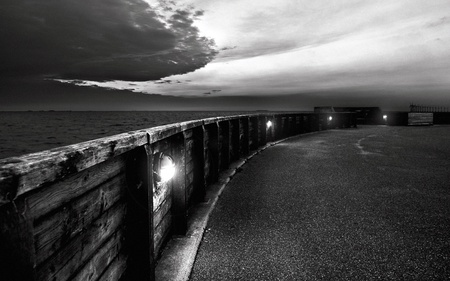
383, 115, 388, 120
266, 120, 273, 129
160, 156, 176, 182
328, 116, 333, 121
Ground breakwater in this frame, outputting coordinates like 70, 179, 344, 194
0, 112, 356, 281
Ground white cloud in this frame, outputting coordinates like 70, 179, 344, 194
63, 0, 450, 100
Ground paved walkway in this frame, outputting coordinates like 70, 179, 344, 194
190, 126, 450, 280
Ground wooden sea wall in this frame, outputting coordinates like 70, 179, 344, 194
408, 113, 433, 126
0, 112, 356, 281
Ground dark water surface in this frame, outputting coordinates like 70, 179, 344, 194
0, 111, 257, 159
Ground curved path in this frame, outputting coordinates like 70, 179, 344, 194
190, 126, 450, 280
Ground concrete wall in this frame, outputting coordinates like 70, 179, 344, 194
0, 112, 356, 281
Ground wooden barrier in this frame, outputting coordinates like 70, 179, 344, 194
0, 112, 356, 281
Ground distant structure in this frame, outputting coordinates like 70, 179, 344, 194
409, 103, 449, 113
314, 106, 382, 124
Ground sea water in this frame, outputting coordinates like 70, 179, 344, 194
0, 111, 255, 159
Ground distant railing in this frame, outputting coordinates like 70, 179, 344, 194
410, 103, 450, 113
0, 112, 356, 281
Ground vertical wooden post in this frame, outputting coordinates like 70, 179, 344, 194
205, 123, 219, 185
231, 119, 240, 161
219, 121, 230, 171
172, 133, 187, 235
266, 115, 274, 142
275, 115, 282, 140
250, 117, 259, 150
259, 115, 267, 146
124, 144, 155, 281
288, 116, 294, 136
193, 125, 206, 203
282, 115, 288, 138
241, 117, 250, 156
295, 115, 301, 135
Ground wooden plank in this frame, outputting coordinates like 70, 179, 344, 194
26, 154, 127, 220
192, 125, 205, 203
33, 174, 126, 265
154, 211, 172, 256
153, 179, 171, 212
259, 116, 267, 146
121, 144, 154, 280
186, 171, 194, 188
0, 131, 147, 205
36, 202, 126, 281
219, 121, 230, 171
205, 123, 219, 185
98, 254, 127, 281
172, 133, 187, 235
70, 229, 123, 281
185, 160, 194, 175
153, 197, 171, 230
240, 117, 250, 156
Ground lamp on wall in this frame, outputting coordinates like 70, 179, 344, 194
328, 116, 333, 121
153, 152, 176, 183
266, 120, 273, 129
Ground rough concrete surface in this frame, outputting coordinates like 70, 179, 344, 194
189, 125, 450, 281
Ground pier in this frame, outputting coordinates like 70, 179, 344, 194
1, 113, 449, 280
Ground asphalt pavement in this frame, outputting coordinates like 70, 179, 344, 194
189, 125, 450, 280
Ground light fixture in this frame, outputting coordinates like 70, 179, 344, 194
328, 116, 333, 121
266, 120, 273, 129
153, 152, 175, 183
383, 115, 388, 121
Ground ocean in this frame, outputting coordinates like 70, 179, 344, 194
0, 111, 259, 159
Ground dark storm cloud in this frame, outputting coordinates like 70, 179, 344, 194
0, 0, 218, 81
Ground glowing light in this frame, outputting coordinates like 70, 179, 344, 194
328, 116, 333, 121
266, 120, 273, 129
154, 153, 176, 183
383, 115, 388, 121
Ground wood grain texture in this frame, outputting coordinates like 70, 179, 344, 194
33, 174, 126, 265
26, 154, 127, 220
154, 197, 171, 230
0, 131, 147, 205
98, 254, 127, 281
70, 229, 123, 281
154, 210, 171, 256
36, 202, 126, 281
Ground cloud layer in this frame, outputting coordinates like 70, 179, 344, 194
0, 0, 217, 81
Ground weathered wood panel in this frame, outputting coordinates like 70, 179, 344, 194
204, 123, 219, 185
258, 116, 267, 146
230, 120, 240, 162
98, 254, 127, 281
191, 126, 205, 204
154, 210, 172, 256
172, 133, 187, 234
240, 118, 250, 156
34, 174, 126, 265
154, 197, 171, 231
70, 229, 123, 281
36, 202, 126, 281
153, 180, 171, 212
27, 154, 127, 220
0, 131, 147, 205
219, 121, 230, 171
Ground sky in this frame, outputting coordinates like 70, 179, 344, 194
1, 0, 449, 110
